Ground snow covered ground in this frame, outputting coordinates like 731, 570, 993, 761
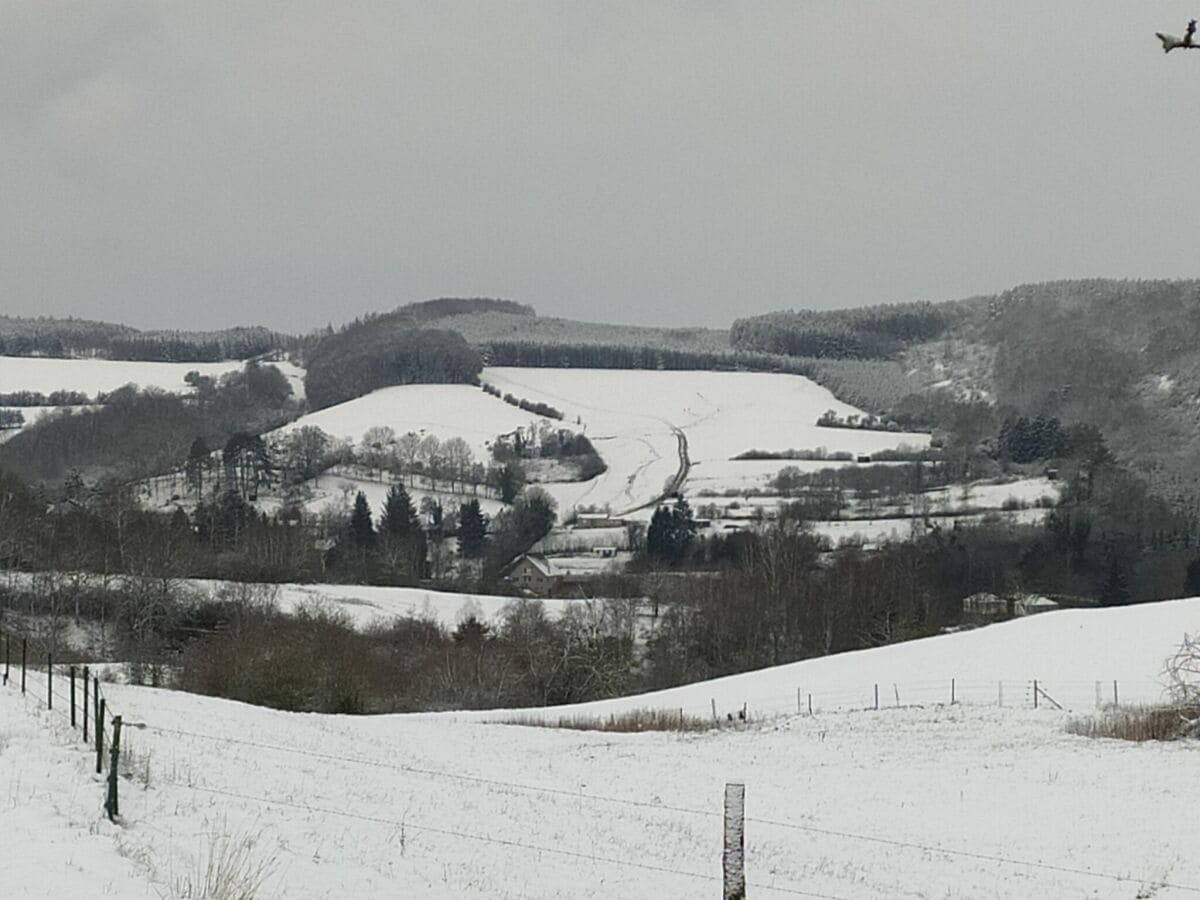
0, 355, 305, 398
4, 597, 1200, 898
277, 384, 545, 465
483, 368, 931, 516
268, 368, 930, 522
0, 570, 571, 632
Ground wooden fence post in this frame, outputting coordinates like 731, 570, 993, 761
106, 716, 122, 821
998, 681, 1003, 707
808, 693, 813, 715
70, 666, 76, 727
47, 652, 52, 710
83, 667, 89, 744
723, 783, 746, 900
951, 678, 956, 705
96, 698, 105, 775
874, 683, 879, 711
2, 631, 8, 685
21, 638, 26, 693
1113, 680, 1119, 707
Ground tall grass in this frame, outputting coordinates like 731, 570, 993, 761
171, 830, 278, 900
499, 707, 746, 733
1066, 704, 1200, 743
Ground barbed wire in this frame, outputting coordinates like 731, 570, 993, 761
156, 778, 848, 899
143, 721, 1200, 893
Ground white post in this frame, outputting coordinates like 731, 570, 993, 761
723, 783, 746, 900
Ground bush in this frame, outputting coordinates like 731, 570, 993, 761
1066, 705, 1200, 742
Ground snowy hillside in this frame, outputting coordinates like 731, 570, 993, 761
4, 598, 1200, 898
277, 383, 546, 464
0, 355, 305, 398
274, 368, 932, 522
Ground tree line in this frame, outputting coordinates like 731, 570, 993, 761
0, 362, 298, 485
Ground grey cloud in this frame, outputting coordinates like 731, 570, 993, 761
2, 2, 1199, 332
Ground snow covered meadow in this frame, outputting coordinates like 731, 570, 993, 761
0, 355, 305, 399
4, 598, 1200, 898
273, 367, 933, 521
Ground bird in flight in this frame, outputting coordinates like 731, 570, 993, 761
1157, 19, 1198, 52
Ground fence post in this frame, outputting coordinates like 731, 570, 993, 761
1095, 680, 1102, 709
1033, 679, 1039, 710
47, 652, 52, 710
712, 698, 718, 723
106, 716, 122, 821
796, 687, 801, 715
96, 698, 105, 775
2, 631, 8, 685
723, 783, 746, 900
951, 678, 956, 705
82, 667, 89, 744
21, 638, 27, 693
998, 681, 1003, 707
70, 666, 76, 727
808, 693, 813, 715
874, 683, 879, 711
1113, 680, 1119, 707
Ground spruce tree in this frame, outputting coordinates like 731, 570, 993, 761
381, 483, 418, 538
458, 498, 487, 557
349, 491, 375, 547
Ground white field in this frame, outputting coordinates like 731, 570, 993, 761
0, 355, 305, 398
278, 384, 547, 464
0, 571, 571, 632
276, 368, 929, 521
0, 356, 306, 444
484, 368, 931, 516
4, 598, 1200, 897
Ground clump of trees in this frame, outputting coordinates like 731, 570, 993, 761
0, 314, 285, 361
304, 325, 481, 410
0, 362, 298, 485
491, 422, 606, 483
731, 301, 957, 359
0, 390, 93, 406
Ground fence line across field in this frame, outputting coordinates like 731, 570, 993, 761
0, 622, 125, 819
3, 615, 1191, 896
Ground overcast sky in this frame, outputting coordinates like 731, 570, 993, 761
3, 2, 1200, 332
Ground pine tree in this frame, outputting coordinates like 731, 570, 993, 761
349, 491, 375, 547
458, 498, 487, 557
381, 483, 418, 538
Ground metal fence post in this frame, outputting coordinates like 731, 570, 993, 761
106, 716, 122, 821
723, 783, 746, 900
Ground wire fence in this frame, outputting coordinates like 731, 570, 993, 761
2, 617, 1195, 897
0, 619, 125, 821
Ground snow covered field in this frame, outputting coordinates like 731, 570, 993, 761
0, 355, 305, 398
278, 384, 545, 465
0, 570, 571, 632
484, 368, 930, 516
4, 598, 1200, 898
276, 369, 930, 521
